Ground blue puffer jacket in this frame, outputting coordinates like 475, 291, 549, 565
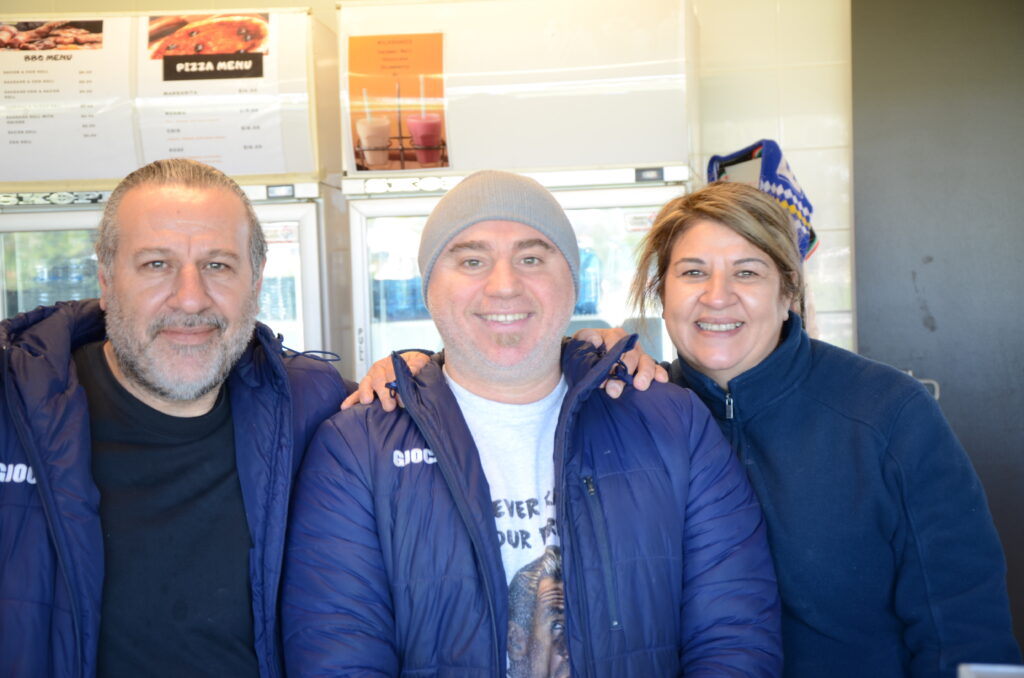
666, 312, 1020, 677
0, 300, 352, 678
283, 337, 782, 677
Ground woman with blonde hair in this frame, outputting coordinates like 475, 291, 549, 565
613, 180, 1018, 677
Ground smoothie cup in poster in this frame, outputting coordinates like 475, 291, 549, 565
356, 115, 392, 168
406, 113, 443, 166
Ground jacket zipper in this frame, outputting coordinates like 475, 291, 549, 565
2, 344, 84, 678
556, 417, 595, 678
567, 479, 595, 678
582, 476, 622, 631
560, 341, 635, 677
399, 373, 502, 677
553, 385, 599, 678
721, 391, 749, 468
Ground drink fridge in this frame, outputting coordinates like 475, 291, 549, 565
343, 173, 689, 377
0, 193, 325, 352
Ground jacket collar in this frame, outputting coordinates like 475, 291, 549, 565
1, 300, 106, 399
388, 333, 637, 525
1, 299, 106, 353
228, 322, 284, 390
670, 311, 811, 421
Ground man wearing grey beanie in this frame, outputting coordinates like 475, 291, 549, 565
283, 170, 782, 677
416, 169, 581, 399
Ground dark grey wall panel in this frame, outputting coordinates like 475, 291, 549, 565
853, 0, 1024, 649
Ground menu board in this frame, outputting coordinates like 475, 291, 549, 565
0, 11, 315, 185
0, 18, 137, 182
135, 11, 314, 177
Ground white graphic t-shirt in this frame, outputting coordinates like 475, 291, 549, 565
445, 371, 570, 678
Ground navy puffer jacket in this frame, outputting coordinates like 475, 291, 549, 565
0, 300, 352, 678
666, 313, 1020, 677
283, 337, 782, 677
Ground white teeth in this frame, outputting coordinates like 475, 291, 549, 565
482, 313, 528, 323
697, 321, 743, 331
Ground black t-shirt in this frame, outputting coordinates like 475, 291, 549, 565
72, 341, 259, 678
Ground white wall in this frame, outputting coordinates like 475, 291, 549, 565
694, 0, 854, 349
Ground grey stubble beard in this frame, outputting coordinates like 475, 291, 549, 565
104, 292, 258, 402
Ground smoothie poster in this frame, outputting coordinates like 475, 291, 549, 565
348, 33, 448, 171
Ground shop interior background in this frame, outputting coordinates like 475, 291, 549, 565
2, 0, 1021, 652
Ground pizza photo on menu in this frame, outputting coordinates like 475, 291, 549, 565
147, 14, 269, 59
0, 20, 104, 50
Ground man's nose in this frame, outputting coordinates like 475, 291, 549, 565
169, 265, 213, 313
484, 259, 523, 296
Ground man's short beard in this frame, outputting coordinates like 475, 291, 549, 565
105, 293, 259, 402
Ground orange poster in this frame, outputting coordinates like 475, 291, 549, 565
348, 33, 447, 171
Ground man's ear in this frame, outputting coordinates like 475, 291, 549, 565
254, 261, 265, 298
97, 267, 110, 311
507, 622, 528, 661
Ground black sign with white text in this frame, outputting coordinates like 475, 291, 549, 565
163, 53, 263, 81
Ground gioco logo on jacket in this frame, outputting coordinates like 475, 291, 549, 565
392, 448, 436, 467
0, 463, 37, 484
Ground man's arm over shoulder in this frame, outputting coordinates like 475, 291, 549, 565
886, 388, 1021, 674
282, 412, 398, 677
663, 388, 783, 676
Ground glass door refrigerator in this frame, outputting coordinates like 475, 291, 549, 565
344, 175, 688, 376
0, 195, 325, 352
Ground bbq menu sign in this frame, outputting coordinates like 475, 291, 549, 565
0, 18, 137, 182
0, 11, 315, 184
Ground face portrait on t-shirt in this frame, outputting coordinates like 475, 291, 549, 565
508, 545, 569, 678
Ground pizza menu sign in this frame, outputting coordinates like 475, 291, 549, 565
0, 11, 314, 183
135, 12, 313, 178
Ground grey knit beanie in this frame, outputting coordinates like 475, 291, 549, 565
418, 170, 580, 302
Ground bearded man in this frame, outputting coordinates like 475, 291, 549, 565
0, 158, 353, 678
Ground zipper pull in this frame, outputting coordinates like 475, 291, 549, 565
583, 476, 596, 495
725, 393, 734, 420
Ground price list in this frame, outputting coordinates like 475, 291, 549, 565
0, 17, 137, 182
137, 86, 287, 176
135, 12, 314, 177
